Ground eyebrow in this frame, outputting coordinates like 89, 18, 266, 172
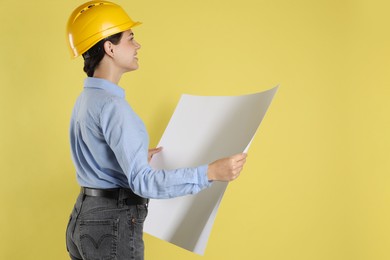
128, 32, 134, 37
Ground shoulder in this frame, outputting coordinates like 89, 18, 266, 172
99, 95, 142, 128
101, 94, 133, 115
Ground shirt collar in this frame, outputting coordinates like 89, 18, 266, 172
84, 77, 125, 98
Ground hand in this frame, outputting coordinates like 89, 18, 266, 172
207, 153, 247, 181
148, 147, 163, 162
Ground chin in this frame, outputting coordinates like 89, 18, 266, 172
127, 65, 139, 72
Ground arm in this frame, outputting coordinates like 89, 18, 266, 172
148, 147, 247, 182
101, 98, 246, 198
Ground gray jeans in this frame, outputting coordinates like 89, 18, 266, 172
66, 192, 148, 260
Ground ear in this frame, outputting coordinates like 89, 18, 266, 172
103, 41, 115, 58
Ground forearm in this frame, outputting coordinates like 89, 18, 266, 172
128, 164, 212, 199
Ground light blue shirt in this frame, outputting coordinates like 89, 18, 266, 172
70, 77, 211, 199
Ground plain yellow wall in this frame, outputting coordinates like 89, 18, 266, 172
1, 0, 390, 259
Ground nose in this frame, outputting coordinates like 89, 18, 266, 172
134, 40, 141, 50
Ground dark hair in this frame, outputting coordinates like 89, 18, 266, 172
82, 32, 123, 77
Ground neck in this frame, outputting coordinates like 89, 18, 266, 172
93, 71, 122, 85
93, 56, 123, 85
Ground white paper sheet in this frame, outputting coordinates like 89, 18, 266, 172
144, 86, 278, 255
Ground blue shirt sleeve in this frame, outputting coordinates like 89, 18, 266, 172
100, 96, 212, 199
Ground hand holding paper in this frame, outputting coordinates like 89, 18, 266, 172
207, 153, 247, 181
148, 147, 163, 162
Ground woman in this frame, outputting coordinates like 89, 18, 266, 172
65, 1, 247, 259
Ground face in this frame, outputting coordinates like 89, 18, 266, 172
112, 29, 141, 72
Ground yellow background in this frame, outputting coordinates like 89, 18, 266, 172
1, 0, 389, 259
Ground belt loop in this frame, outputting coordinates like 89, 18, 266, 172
118, 188, 124, 208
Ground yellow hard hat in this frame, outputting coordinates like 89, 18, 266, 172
66, 1, 141, 58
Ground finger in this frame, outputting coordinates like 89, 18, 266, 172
233, 158, 246, 169
233, 166, 243, 174
149, 149, 158, 155
231, 169, 241, 180
232, 153, 247, 162
149, 147, 163, 154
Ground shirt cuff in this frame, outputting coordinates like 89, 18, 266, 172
197, 164, 213, 188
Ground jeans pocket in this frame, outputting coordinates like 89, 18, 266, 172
135, 205, 148, 223
79, 218, 119, 260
